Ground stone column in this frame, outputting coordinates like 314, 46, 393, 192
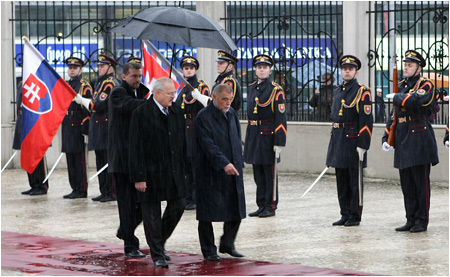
342, 1, 370, 85
195, 1, 226, 88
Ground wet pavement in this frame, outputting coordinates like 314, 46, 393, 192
1, 168, 449, 276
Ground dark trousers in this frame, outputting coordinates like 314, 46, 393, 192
185, 157, 197, 205
198, 220, 241, 257
114, 173, 143, 253
27, 157, 48, 191
252, 164, 278, 211
95, 150, 114, 197
335, 168, 363, 221
66, 151, 87, 194
141, 197, 185, 261
399, 164, 431, 228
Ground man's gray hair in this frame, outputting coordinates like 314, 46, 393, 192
212, 84, 232, 95
153, 77, 173, 92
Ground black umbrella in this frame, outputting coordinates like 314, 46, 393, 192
109, 7, 237, 51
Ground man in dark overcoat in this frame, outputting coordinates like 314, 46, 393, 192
62, 57, 92, 199
129, 77, 186, 268
244, 54, 287, 218
195, 84, 246, 262
211, 50, 241, 112
382, 50, 439, 233
309, 73, 334, 122
76, 54, 120, 202
14, 81, 49, 195
326, 55, 373, 227
108, 60, 147, 258
175, 55, 210, 210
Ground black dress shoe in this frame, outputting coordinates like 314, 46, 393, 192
344, 219, 360, 226
219, 245, 245, 257
410, 225, 427, 233
248, 208, 264, 217
258, 210, 275, 218
164, 249, 171, 261
63, 192, 75, 199
125, 249, 146, 258
185, 203, 196, 210
116, 229, 123, 240
332, 217, 348, 226
205, 254, 222, 261
91, 194, 104, 201
67, 192, 87, 199
154, 259, 168, 268
29, 189, 47, 195
21, 188, 34, 195
395, 223, 414, 231
100, 195, 116, 202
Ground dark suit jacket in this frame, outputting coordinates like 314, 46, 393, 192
108, 82, 148, 174
195, 102, 246, 222
128, 95, 186, 202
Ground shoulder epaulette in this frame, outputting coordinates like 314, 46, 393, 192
272, 81, 283, 90
248, 81, 257, 87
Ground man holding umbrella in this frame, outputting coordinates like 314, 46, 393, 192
212, 50, 241, 112
175, 55, 210, 211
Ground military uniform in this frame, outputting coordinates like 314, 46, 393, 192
175, 56, 210, 209
13, 81, 49, 195
88, 54, 120, 201
62, 57, 92, 198
212, 50, 241, 112
444, 124, 449, 146
382, 50, 439, 232
326, 55, 373, 226
244, 54, 287, 217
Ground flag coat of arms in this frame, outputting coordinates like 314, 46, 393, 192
20, 38, 76, 173
141, 42, 181, 96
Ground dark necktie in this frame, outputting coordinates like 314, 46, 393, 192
163, 107, 169, 116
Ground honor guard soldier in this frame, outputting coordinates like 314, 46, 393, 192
175, 56, 210, 210
76, 53, 120, 202
62, 57, 92, 199
244, 54, 287, 218
382, 50, 439, 233
212, 50, 241, 112
326, 55, 373, 227
14, 81, 49, 195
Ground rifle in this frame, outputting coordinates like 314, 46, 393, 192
387, 63, 398, 147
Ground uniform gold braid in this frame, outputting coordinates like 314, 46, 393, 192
342, 85, 365, 114
414, 77, 435, 107
355, 86, 371, 114
223, 77, 237, 101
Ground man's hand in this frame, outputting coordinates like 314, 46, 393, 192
191, 88, 209, 107
135, 181, 147, 192
356, 147, 366, 161
314, 88, 320, 95
445, 140, 449, 150
385, 93, 395, 99
382, 142, 394, 152
224, 163, 239, 176
274, 146, 284, 159
75, 94, 92, 110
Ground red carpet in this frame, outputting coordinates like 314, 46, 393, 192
2, 231, 377, 275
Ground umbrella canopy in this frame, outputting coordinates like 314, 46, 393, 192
292, 60, 342, 87
110, 7, 237, 51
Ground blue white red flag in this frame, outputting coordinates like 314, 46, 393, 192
142, 42, 181, 98
21, 38, 76, 173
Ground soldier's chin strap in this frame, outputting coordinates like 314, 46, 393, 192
220, 62, 232, 75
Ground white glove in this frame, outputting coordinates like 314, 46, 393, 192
382, 142, 394, 152
386, 93, 395, 99
191, 88, 210, 107
445, 141, 449, 150
274, 145, 284, 159
75, 95, 91, 110
356, 147, 366, 161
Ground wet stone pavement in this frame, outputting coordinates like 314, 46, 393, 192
1, 168, 449, 276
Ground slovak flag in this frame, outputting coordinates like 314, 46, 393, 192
21, 38, 76, 173
141, 42, 181, 96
